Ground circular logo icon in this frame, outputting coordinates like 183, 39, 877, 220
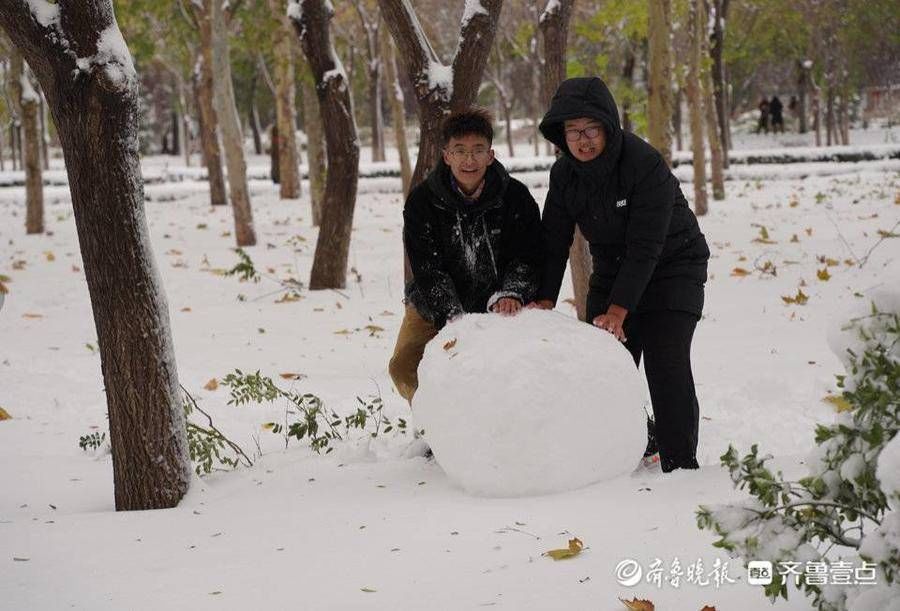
615, 559, 643, 587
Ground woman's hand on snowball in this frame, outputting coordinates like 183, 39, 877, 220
526, 299, 554, 311
592, 304, 628, 342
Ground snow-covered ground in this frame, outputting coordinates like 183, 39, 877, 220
1, 141, 898, 609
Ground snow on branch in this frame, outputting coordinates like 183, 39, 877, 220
450, 0, 501, 108
377, 0, 446, 101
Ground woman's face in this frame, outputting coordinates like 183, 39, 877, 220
564, 117, 606, 162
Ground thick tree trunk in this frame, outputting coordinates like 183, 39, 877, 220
8, 49, 44, 234
709, 0, 730, 166
270, 123, 280, 184
700, 9, 724, 201
299, 69, 327, 225
210, 0, 256, 246
648, 0, 673, 166
381, 27, 411, 196
192, 50, 227, 207
686, 0, 707, 216
292, 0, 360, 289
39, 88, 49, 170
673, 85, 683, 151
270, 0, 302, 198
0, 0, 190, 510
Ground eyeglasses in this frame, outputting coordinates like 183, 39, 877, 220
446, 148, 490, 162
564, 126, 603, 142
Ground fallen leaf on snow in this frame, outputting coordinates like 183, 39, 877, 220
700, 606, 717, 611
12, 260, 26, 270
0, 407, 11, 421
279, 373, 306, 380
364, 325, 384, 336
619, 597, 654, 611
543, 537, 583, 560
730, 267, 751, 277
782, 289, 809, 305
44, 251, 55, 262
360, 587, 377, 593
22, 313, 43, 319
816, 267, 831, 281
823, 394, 852, 412
333, 329, 352, 335
443, 338, 457, 351
180, 307, 192, 312
203, 378, 219, 391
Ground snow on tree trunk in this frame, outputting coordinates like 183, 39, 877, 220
686, 0, 707, 216
8, 48, 44, 234
192, 45, 227, 207
381, 26, 411, 197
648, 0, 673, 166
270, 0, 302, 199
210, 0, 256, 247
291, 0, 360, 289
0, 0, 191, 510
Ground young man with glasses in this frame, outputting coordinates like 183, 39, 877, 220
389, 108, 543, 404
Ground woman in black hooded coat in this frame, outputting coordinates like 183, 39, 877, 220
531, 77, 710, 473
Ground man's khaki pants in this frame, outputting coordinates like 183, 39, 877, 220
389, 306, 438, 403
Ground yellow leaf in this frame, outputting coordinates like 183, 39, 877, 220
275, 292, 302, 304
180, 307, 192, 312
44, 251, 55, 262
279, 373, 305, 380
0, 407, 11, 421
443, 338, 457, 351
333, 328, 352, 335
844, 259, 856, 267
782, 289, 809, 305
22, 313, 43, 319
203, 378, 219, 391
360, 587, 377, 593
817, 267, 831, 281
543, 537, 583, 560
824, 394, 853, 412
261, 422, 276, 430
790, 234, 799, 243
619, 598, 655, 611
730, 267, 751, 277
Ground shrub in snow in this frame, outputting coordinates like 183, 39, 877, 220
697, 293, 900, 610
413, 309, 646, 497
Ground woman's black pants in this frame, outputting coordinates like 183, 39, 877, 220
587, 296, 700, 472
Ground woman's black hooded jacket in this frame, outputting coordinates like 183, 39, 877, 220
537, 77, 710, 317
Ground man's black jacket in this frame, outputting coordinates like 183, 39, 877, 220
537, 77, 710, 317
404, 160, 543, 328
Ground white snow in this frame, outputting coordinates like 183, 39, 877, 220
413, 310, 645, 496
25, 0, 59, 27
1, 134, 898, 609
877, 432, 900, 498
461, 0, 489, 28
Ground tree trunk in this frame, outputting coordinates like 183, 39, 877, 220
0, 0, 190, 511
39, 88, 49, 170
700, 5, 724, 201
192, 49, 228, 207
709, 0, 730, 167
171, 110, 180, 156
210, 0, 256, 246
176, 76, 191, 167
813, 86, 822, 146
621, 46, 636, 132
648, 0, 673, 166
299, 66, 327, 225
839, 91, 850, 145
8, 49, 44, 234
381, 26, 412, 196
826, 87, 835, 146
270, 0, 302, 198
686, 0, 707, 216
9, 122, 19, 171
248, 70, 263, 156
292, 0, 360, 290
270, 123, 280, 184
673, 85, 683, 151
797, 60, 809, 133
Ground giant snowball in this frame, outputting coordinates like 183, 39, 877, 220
413, 309, 646, 497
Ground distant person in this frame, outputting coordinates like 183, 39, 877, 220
770, 95, 785, 133
757, 97, 770, 134
389, 108, 544, 403
530, 77, 710, 473
788, 95, 800, 132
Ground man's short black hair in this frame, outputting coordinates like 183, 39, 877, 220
441, 108, 494, 146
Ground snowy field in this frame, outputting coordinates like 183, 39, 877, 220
1, 139, 899, 609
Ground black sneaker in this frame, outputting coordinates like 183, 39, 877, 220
643, 417, 658, 458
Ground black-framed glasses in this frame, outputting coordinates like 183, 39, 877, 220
564, 126, 603, 142
446, 148, 490, 162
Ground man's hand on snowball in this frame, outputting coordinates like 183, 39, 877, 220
491, 297, 523, 316
593, 303, 628, 342
526, 299, 554, 310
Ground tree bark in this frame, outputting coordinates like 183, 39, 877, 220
209, 0, 256, 246
700, 3, 724, 201
709, 0, 730, 167
299, 66, 327, 225
380, 26, 411, 196
39, 87, 49, 170
175, 75, 191, 167
8, 48, 44, 234
378, 0, 502, 190
540, 0, 590, 320
686, 0, 707, 216
270, 122, 280, 184
352, 1, 386, 163
192, 47, 227, 207
797, 60, 810, 134
248, 69, 263, 156
648, 0, 673, 166
673, 85, 683, 151
270, 0, 302, 198
292, 0, 360, 289
0, 0, 190, 511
